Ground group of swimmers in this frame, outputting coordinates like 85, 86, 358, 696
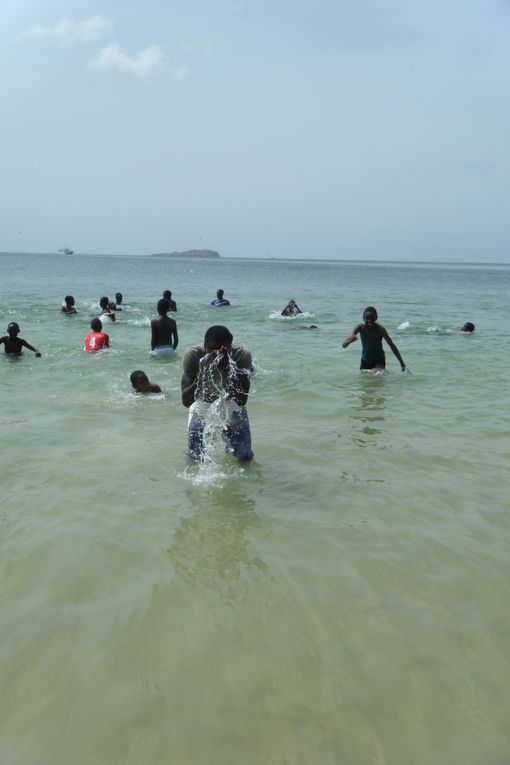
1, 296, 477, 463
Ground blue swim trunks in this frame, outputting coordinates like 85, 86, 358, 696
187, 404, 253, 461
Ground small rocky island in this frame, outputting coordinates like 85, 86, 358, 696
152, 249, 220, 258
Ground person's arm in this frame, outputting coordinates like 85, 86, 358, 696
21, 339, 41, 357
172, 323, 179, 350
0, 336, 5, 348
381, 328, 406, 370
342, 324, 362, 348
181, 372, 197, 407
104, 335, 110, 348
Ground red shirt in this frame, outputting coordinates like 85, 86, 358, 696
84, 331, 110, 352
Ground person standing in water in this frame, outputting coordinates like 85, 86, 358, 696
281, 299, 302, 316
61, 295, 77, 314
84, 318, 110, 352
181, 325, 253, 461
151, 298, 178, 356
162, 290, 177, 312
342, 306, 406, 372
0, 322, 41, 356
211, 289, 230, 306
98, 296, 115, 322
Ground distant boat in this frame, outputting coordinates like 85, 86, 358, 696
59, 247, 74, 255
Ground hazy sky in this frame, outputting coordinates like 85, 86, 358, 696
1, 0, 509, 260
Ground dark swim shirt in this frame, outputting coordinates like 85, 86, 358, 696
359, 323, 385, 364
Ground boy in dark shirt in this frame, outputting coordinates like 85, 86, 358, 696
342, 306, 406, 371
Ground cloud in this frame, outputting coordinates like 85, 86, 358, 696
170, 65, 188, 81
90, 44, 166, 77
19, 15, 111, 45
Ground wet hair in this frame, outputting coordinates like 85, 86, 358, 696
64, 295, 75, 306
363, 306, 378, 319
115, 292, 122, 303
7, 322, 20, 334
163, 290, 172, 300
204, 325, 233, 350
461, 322, 475, 332
157, 298, 170, 315
216, 289, 224, 298
91, 318, 102, 332
99, 296, 109, 309
130, 370, 148, 387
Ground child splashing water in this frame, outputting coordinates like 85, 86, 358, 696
181, 325, 254, 463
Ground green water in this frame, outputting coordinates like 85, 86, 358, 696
1, 253, 509, 764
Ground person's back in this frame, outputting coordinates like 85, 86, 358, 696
151, 299, 178, 356
84, 318, 110, 352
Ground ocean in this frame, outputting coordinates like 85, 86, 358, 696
1, 252, 509, 764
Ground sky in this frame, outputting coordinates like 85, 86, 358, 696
1, 0, 509, 261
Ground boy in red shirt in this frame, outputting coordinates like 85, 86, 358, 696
84, 318, 110, 352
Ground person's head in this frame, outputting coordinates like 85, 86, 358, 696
64, 295, 75, 307
157, 298, 170, 316
216, 289, 224, 299
204, 325, 233, 352
288, 299, 296, 306
163, 290, 172, 301
99, 296, 109, 309
115, 292, 123, 304
363, 306, 378, 325
130, 370, 150, 390
7, 322, 20, 337
91, 318, 102, 332
461, 322, 475, 332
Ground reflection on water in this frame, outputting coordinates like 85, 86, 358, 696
349, 377, 386, 448
168, 486, 269, 605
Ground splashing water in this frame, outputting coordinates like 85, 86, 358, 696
181, 353, 251, 485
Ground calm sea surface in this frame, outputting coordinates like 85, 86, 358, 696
1, 253, 509, 764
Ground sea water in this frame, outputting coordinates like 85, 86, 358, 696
1, 252, 509, 765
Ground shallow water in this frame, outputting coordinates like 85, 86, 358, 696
1, 253, 509, 764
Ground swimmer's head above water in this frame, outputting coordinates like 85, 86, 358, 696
90, 317, 103, 332
130, 369, 161, 393
7, 322, 20, 336
461, 322, 475, 332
